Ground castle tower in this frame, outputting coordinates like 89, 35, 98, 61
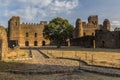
8, 16, 20, 47
88, 15, 98, 25
103, 19, 110, 31
74, 18, 83, 38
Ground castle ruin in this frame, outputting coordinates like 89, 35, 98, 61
71, 15, 120, 48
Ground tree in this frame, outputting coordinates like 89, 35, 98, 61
43, 17, 74, 48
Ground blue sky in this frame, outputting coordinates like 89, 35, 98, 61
0, 0, 120, 30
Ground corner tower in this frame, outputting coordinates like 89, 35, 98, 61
88, 15, 98, 25
8, 16, 20, 47
103, 19, 110, 31
73, 18, 83, 38
8, 16, 20, 40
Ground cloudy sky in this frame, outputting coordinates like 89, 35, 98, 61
0, 0, 120, 30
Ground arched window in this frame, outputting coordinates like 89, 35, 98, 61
26, 32, 28, 37
84, 32, 86, 36
102, 41, 105, 47
42, 41, 46, 46
92, 33, 94, 36
25, 41, 29, 46
34, 41, 38, 46
35, 33, 37, 37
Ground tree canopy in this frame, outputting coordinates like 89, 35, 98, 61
43, 17, 74, 48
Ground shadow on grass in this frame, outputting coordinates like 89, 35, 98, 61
0, 61, 78, 74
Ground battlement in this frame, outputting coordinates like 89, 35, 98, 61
88, 15, 98, 25
12, 16, 20, 18
21, 22, 40, 25
88, 15, 98, 17
10, 16, 20, 20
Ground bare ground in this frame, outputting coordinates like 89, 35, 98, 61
0, 72, 120, 80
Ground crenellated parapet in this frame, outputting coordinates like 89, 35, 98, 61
21, 22, 41, 26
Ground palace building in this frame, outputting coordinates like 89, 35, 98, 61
8, 16, 49, 47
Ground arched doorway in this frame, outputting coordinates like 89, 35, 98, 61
42, 41, 46, 46
34, 41, 38, 46
102, 41, 105, 47
25, 41, 29, 46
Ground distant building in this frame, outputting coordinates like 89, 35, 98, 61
8, 16, 50, 48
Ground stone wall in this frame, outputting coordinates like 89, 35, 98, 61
71, 36, 94, 48
95, 30, 120, 48
0, 26, 8, 60
73, 15, 100, 38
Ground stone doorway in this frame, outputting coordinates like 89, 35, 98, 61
102, 41, 105, 47
25, 41, 29, 46
34, 41, 38, 46
42, 41, 46, 46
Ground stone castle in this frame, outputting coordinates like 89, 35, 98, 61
71, 15, 120, 48
0, 15, 120, 60
8, 16, 49, 48
73, 15, 110, 38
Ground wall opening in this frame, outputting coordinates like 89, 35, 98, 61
84, 32, 86, 36
34, 41, 38, 46
102, 41, 105, 47
25, 41, 29, 46
26, 32, 28, 37
92, 33, 94, 36
42, 41, 46, 46
35, 33, 37, 37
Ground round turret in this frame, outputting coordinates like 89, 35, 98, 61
103, 19, 111, 31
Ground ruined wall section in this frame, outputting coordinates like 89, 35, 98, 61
0, 26, 8, 60
73, 18, 83, 38
8, 16, 20, 41
95, 30, 120, 48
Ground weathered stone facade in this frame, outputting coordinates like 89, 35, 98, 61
8, 16, 49, 47
0, 26, 8, 60
95, 30, 120, 48
72, 15, 120, 48
73, 15, 100, 38
70, 36, 94, 48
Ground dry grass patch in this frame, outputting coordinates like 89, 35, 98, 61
5, 48, 29, 60
41, 46, 120, 68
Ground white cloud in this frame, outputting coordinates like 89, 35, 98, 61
0, 0, 79, 26
0, 0, 11, 6
111, 21, 120, 26
111, 21, 120, 31
50, 0, 78, 12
